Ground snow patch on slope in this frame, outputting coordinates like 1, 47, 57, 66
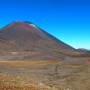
29, 24, 37, 28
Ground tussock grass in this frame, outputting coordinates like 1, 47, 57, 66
0, 74, 54, 90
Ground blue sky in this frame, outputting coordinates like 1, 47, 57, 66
0, 0, 90, 49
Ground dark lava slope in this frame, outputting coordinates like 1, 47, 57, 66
0, 21, 78, 60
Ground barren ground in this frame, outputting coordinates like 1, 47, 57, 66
0, 58, 90, 90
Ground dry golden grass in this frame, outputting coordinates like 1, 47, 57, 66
0, 60, 59, 66
0, 59, 90, 90
0, 74, 36, 90
0, 60, 59, 90
64, 63, 83, 68
0, 74, 53, 90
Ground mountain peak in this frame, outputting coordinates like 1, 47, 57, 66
10, 21, 33, 25
0, 21, 78, 57
5, 21, 37, 29
12, 21, 33, 24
